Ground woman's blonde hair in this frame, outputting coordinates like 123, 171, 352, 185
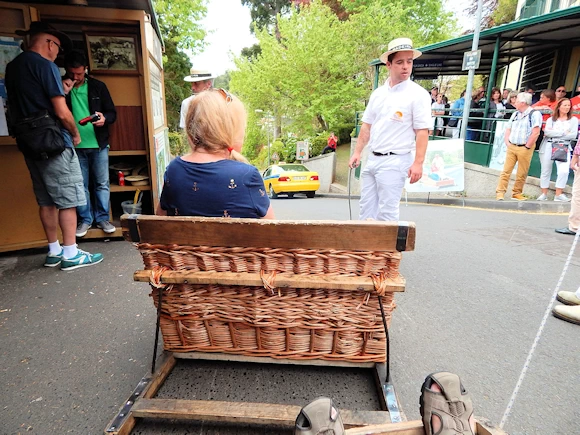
185, 89, 248, 163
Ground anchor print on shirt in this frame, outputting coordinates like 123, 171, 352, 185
259, 189, 265, 197
228, 179, 237, 189
192, 182, 199, 191
223, 210, 230, 218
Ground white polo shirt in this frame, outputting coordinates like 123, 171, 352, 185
361, 78, 432, 154
179, 94, 195, 129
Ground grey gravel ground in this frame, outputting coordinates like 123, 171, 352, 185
1, 197, 578, 434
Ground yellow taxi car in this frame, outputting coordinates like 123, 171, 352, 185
262, 163, 320, 198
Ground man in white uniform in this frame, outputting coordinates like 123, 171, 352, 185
348, 38, 431, 221
179, 68, 216, 129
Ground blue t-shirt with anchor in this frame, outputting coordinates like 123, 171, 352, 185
160, 157, 270, 218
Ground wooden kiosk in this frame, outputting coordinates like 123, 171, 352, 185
0, 1, 169, 252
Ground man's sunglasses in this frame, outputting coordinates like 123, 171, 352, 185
47, 39, 63, 53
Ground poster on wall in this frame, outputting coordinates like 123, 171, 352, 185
489, 121, 517, 174
405, 139, 465, 193
296, 141, 308, 160
149, 58, 165, 130
0, 37, 23, 136
154, 128, 170, 198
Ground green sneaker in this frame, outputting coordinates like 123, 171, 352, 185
61, 249, 103, 271
44, 249, 63, 267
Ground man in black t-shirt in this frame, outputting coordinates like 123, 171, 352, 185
5, 22, 103, 270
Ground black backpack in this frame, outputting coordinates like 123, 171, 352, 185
527, 109, 544, 151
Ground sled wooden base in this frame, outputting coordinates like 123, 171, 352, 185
104, 350, 403, 434
104, 350, 506, 434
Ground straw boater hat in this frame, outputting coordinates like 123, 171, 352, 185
379, 37, 422, 64
183, 68, 216, 83
16, 21, 73, 53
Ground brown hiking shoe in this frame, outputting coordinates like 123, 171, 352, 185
295, 397, 345, 435
420, 372, 475, 435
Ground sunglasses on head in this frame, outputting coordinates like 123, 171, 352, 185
216, 88, 232, 104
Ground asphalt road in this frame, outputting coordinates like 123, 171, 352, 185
1, 198, 579, 435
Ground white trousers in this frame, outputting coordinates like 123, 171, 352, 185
539, 146, 570, 189
451, 119, 462, 139
359, 153, 413, 221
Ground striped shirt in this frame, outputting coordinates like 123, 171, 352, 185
507, 107, 542, 145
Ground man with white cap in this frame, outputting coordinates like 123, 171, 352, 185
179, 68, 216, 129
348, 37, 431, 221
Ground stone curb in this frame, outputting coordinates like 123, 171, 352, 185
316, 192, 571, 214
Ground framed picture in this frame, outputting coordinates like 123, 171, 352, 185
85, 33, 138, 74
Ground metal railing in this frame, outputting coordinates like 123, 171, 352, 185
353, 107, 580, 185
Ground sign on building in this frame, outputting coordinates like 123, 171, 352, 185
462, 50, 481, 71
296, 141, 309, 160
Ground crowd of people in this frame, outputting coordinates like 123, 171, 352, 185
431, 83, 580, 204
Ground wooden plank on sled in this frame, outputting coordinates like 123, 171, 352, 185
133, 270, 406, 292
121, 215, 416, 252
131, 398, 392, 427
344, 418, 509, 435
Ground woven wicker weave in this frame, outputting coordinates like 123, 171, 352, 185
138, 243, 401, 363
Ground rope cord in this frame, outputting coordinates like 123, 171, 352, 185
499, 230, 580, 429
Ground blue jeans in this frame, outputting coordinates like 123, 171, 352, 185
76, 147, 110, 225
466, 129, 478, 141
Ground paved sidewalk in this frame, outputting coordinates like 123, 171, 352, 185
320, 186, 571, 214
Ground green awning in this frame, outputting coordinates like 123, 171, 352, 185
371, 5, 580, 79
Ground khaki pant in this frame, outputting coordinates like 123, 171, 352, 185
568, 169, 580, 232
496, 145, 534, 196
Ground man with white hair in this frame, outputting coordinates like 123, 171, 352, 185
495, 92, 542, 201
179, 68, 216, 129
348, 37, 431, 221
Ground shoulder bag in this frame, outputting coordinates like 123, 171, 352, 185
11, 110, 65, 160
550, 140, 571, 162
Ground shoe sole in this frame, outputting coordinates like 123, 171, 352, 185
61, 257, 103, 271
44, 260, 62, 267
511, 198, 526, 201
556, 295, 580, 306
99, 228, 116, 234
76, 230, 89, 237
552, 310, 580, 325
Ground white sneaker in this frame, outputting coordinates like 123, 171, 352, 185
554, 194, 571, 202
536, 193, 548, 201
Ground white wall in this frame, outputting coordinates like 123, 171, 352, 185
301, 153, 335, 193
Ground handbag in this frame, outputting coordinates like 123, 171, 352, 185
11, 110, 65, 160
550, 140, 570, 162
447, 118, 458, 127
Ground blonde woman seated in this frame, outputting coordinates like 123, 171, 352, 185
156, 89, 275, 219
537, 98, 578, 202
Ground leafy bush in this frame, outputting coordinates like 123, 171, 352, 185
310, 132, 327, 157
168, 131, 188, 157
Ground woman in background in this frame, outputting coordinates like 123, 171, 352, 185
430, 94, 445, 136
537, 98, 578, 201
157, 89, 275, 219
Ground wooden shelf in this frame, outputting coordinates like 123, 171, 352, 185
109, 150, 148, 156
110, 185, 152, 192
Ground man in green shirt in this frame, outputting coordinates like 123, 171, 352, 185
64, 51, 117, 236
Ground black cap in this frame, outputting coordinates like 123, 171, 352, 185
16, 22, 73, 53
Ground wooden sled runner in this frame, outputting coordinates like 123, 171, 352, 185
106, 215, 505, 434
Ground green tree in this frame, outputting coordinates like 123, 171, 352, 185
231, 0, 455, 157
465, 0, 517, 29
241, 0, 292, 40
214, 71, 231, 90
162, 40, 192, 130
154, 0, 208, 51
153, 0, 208, 131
